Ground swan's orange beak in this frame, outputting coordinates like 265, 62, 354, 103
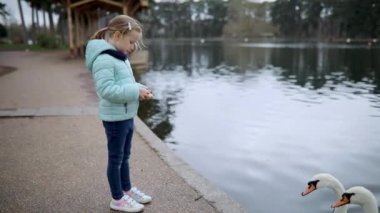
301, 184, 316, 196
331, 196, 350, 208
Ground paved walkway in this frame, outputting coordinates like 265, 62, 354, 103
0, 51, 245, 213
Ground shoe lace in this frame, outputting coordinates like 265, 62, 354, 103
132, 187, 145, 198
122, 195, 137, 207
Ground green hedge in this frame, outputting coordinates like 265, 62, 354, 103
36, 33, 60, 49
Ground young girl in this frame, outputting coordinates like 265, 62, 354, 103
85, 15, 153, 212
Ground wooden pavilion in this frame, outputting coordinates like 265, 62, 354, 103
57, 0, 148, 57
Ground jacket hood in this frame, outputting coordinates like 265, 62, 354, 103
85, 39, 116, 71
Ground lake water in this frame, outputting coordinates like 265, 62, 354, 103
136, 40, 380, 213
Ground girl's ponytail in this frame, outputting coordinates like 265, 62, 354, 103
91, 27, 108, 39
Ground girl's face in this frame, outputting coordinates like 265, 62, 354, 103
112, 30, 141, 55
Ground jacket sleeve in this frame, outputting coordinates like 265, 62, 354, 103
92, 58, 139, 103
136, 82, 147, 89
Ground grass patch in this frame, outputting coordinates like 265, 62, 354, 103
0, 43, 44, 51
0, 43, 67, 51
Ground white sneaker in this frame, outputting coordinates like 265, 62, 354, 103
126, 187, 152, 204
110, 194, 144, 212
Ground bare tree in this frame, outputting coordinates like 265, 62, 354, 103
17, 0, 28, 44
47, 2, 55, 34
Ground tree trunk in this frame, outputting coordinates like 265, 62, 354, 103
57, 11, 67, 45
47, 4, 54, 34
31, 2, 35, 42
17, 0, 28, 44
43, 10, 47, 33
36, 8, 40, 34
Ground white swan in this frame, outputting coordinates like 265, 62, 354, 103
332, 186, 379, 213
302, 173, 348, 213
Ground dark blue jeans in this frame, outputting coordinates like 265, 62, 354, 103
102, 119, 134, 200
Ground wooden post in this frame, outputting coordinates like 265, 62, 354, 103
67, 0, 74, 56
140, 0, 149, 7
90, 13, 97, 38
74, 9, 80, 56
80, 13, 86, 56
85, 12, 91, 39
123, 0, 128, 15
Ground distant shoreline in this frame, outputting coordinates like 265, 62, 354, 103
145, 37, 379, 45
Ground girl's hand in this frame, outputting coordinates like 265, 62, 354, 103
139, 87, 153, 100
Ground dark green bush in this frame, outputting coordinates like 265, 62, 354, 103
36, 33, 60, 49
0, 24, 7, 38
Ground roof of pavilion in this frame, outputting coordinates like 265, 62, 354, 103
55, 0, 148, 13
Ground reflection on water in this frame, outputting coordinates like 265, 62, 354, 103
137, 40, 380, 212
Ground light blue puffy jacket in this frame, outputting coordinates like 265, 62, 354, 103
85, 39, 140, 121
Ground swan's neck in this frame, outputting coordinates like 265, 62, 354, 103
329, 181, 345, 196
328, 182, 348, 213
334, 205, 348, 213
361, 196, 378, 213
327, 179, 346, 198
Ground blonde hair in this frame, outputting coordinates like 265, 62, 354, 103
91, 15, 144, 50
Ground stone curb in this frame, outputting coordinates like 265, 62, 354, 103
0, 107, 98, 118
